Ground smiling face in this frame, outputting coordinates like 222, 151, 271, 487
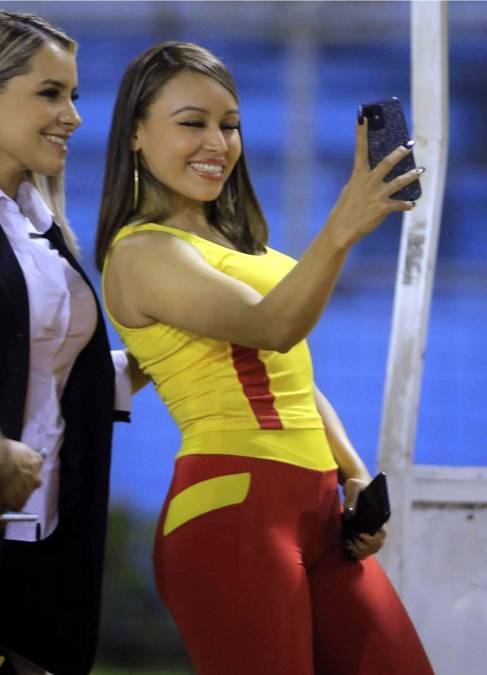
0, 40, 81, 196
133, 70, 242, 209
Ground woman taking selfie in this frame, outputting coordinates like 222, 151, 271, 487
0, 11, 136, 675
97, 42, 433, 674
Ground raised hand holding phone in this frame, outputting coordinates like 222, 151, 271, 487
326, 111, 424, 249
359, 97, 422, 201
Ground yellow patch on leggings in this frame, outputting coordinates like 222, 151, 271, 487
163, 472, 251, 535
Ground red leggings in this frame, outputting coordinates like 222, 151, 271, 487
154, 455, 434, 675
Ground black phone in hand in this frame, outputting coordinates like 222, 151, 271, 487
359, 97, 422, 201
342, 472, 391, 543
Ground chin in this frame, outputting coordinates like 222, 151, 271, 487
40, 163, 65, 177
168, 181, 224, 206
194, 187, 225, 202
29, 154, 65, 175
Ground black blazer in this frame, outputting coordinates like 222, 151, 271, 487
0, 223, 122, 674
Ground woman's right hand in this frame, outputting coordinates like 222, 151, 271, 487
0, 438, 43, 515
326, 118, 424, 249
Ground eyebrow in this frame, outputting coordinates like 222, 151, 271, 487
170, 105, 239, 117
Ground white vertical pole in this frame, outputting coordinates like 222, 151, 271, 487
377, 0, 449, 590
283, 23, 317, 255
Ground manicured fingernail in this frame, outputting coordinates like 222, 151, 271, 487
411, 201, 416, 207
416, 167, 425, 174
404, 139, 415, 149
357, 106, 364, 125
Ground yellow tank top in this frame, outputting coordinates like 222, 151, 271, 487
103, 223, 337, 472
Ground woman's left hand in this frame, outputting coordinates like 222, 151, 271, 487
345, 527, 387, 561
342, 477, 387, 561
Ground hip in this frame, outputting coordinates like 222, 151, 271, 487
157, 453, 341, 556
176, 428, 338, 472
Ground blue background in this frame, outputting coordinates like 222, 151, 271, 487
6, 1, 486, 514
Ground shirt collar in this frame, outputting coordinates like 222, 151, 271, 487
16, 181, 54, 234
0, 181, 54, 235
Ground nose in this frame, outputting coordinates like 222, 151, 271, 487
58, 100, 82, 130
203, 125, 228, 153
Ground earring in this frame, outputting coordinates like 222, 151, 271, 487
133, 152, 140, 210
219, 183, 236, 213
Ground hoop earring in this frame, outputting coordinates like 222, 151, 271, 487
133, 152, 140, 210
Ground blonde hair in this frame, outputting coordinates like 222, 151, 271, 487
0, 11, 79, 253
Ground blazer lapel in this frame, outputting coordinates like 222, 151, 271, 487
47, 224, 102, 294
44, 224, 86, 278
46, 224, 106, 321
0, 224, 30, 332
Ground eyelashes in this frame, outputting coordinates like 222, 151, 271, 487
178, 121, 239, 131
38, 88, 79, 102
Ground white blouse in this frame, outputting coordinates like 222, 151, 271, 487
0, 182, 130, 542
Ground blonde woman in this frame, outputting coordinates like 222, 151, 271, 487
0, 11, 139, 675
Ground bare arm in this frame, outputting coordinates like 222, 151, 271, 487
127, 350, 150, 393
105, 121, 419, 352
313, 384, 371, 486
313, 385, 386, 560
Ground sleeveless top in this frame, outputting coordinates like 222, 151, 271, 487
103, 223, 337, 472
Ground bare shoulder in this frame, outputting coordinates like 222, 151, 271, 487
109, 228, 172, 263
108, 228, 203, 273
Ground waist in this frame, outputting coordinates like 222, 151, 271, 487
177, 428, 338, 472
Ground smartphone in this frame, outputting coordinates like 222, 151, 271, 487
352, 472, 390, 535
359, 97, 422, 201
342, 472, 391, 542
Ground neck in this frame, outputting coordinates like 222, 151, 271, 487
0, 173, 24, 200
165, 207, 210, 234
141, 187, 210, 232
0, 155, 26, 198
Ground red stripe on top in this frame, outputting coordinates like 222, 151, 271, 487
231, 344, 283, 430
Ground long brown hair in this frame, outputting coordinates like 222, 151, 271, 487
0, 10, 79, 254
95, 41, 268, 270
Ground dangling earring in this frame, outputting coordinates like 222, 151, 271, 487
133, 151, 140, 210
219, 182, 236, 214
